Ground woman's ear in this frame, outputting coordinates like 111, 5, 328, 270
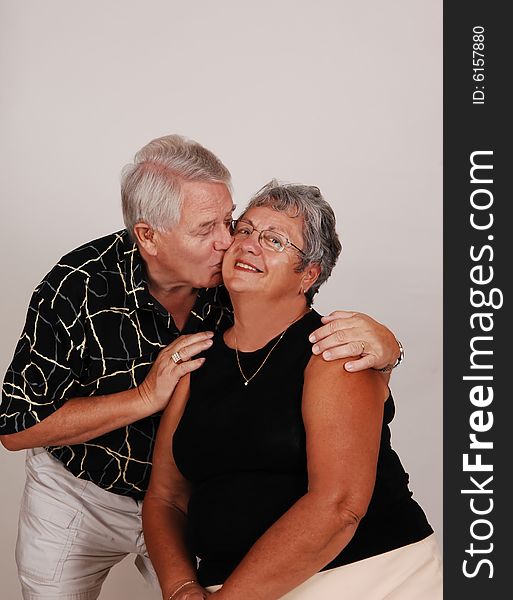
133, 222, 158, 256
301, 264, 321, 294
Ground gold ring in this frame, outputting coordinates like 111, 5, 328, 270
171, 351, 183, 365
360, 341, 365, 354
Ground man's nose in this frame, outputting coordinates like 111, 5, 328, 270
213, 224, 234, 251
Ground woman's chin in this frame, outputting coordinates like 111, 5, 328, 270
223, 273, 261, 294
225, 281, 252, 294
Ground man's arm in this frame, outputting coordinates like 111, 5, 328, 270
1, 389, 147, 450
0, 331, 213, 451
309, 310, 403, 374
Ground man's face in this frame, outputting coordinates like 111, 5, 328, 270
153, 180, 234, 289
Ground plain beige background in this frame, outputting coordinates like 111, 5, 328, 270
0, 1, 442, 598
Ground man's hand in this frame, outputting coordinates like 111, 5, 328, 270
137, 332, 214, 413
0, 331, 215, 452
309, 310, 400, 372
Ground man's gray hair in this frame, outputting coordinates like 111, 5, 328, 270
242, 180, 342, 304
121, 134, 232, 235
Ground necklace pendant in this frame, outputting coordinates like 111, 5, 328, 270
235, 325, 292, 390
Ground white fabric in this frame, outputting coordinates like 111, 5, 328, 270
207, 534, 443, 599
15, 448, 159, 600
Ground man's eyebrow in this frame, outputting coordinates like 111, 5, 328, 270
197, 218, 216, 229
196, 206, 237, 229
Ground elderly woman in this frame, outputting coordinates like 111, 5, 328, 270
142, 181, 442, 600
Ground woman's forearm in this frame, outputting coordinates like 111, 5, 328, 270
211, 490, 361, 600
142, 495, 198, 599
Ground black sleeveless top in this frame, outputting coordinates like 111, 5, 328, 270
173, 310, 433, 586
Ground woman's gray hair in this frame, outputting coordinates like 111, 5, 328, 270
242, 179, 342, 304
120, 134, 232, 235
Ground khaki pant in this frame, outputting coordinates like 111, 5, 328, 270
208, 534, 443, 599
15, 448, 159, 600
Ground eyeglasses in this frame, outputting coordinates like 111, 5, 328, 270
230, 219, 305, 255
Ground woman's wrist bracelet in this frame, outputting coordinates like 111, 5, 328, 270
168, 580, 197, 600
376, 339, 404, 373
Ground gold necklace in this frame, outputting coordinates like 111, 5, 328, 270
233, 309, 311, 386
234, 328, 288, 386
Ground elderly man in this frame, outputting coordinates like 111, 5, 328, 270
0, 134, 402, 600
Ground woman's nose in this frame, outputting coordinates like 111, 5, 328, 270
240, 230, 262, 254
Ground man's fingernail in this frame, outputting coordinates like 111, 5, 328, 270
323, 351, 332, 360
312, 344, 320, 354
309, 334, 316, 343
345, 362, 354, 371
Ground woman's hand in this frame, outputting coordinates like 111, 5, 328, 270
137, 331, 213, 413
309, 310, 401, 372
167, 580, 211, 599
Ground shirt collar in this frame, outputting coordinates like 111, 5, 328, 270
120, 230, 155, 311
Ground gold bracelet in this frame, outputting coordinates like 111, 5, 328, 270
168, 580, 197, 600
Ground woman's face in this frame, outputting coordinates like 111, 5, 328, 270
222, 206, 315, 300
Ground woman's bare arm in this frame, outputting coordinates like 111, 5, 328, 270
142, 375, 207, 600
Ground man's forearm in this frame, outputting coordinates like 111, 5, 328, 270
0, 388, 151, 450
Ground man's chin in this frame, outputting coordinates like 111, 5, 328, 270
199, 272, 224, 289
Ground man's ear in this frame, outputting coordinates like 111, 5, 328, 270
133, 222, 157, 256
301, 264, 321, 294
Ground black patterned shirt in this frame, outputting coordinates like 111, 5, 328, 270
0, 229, 233, 499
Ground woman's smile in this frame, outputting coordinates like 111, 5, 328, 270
234, 260, 263, 273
